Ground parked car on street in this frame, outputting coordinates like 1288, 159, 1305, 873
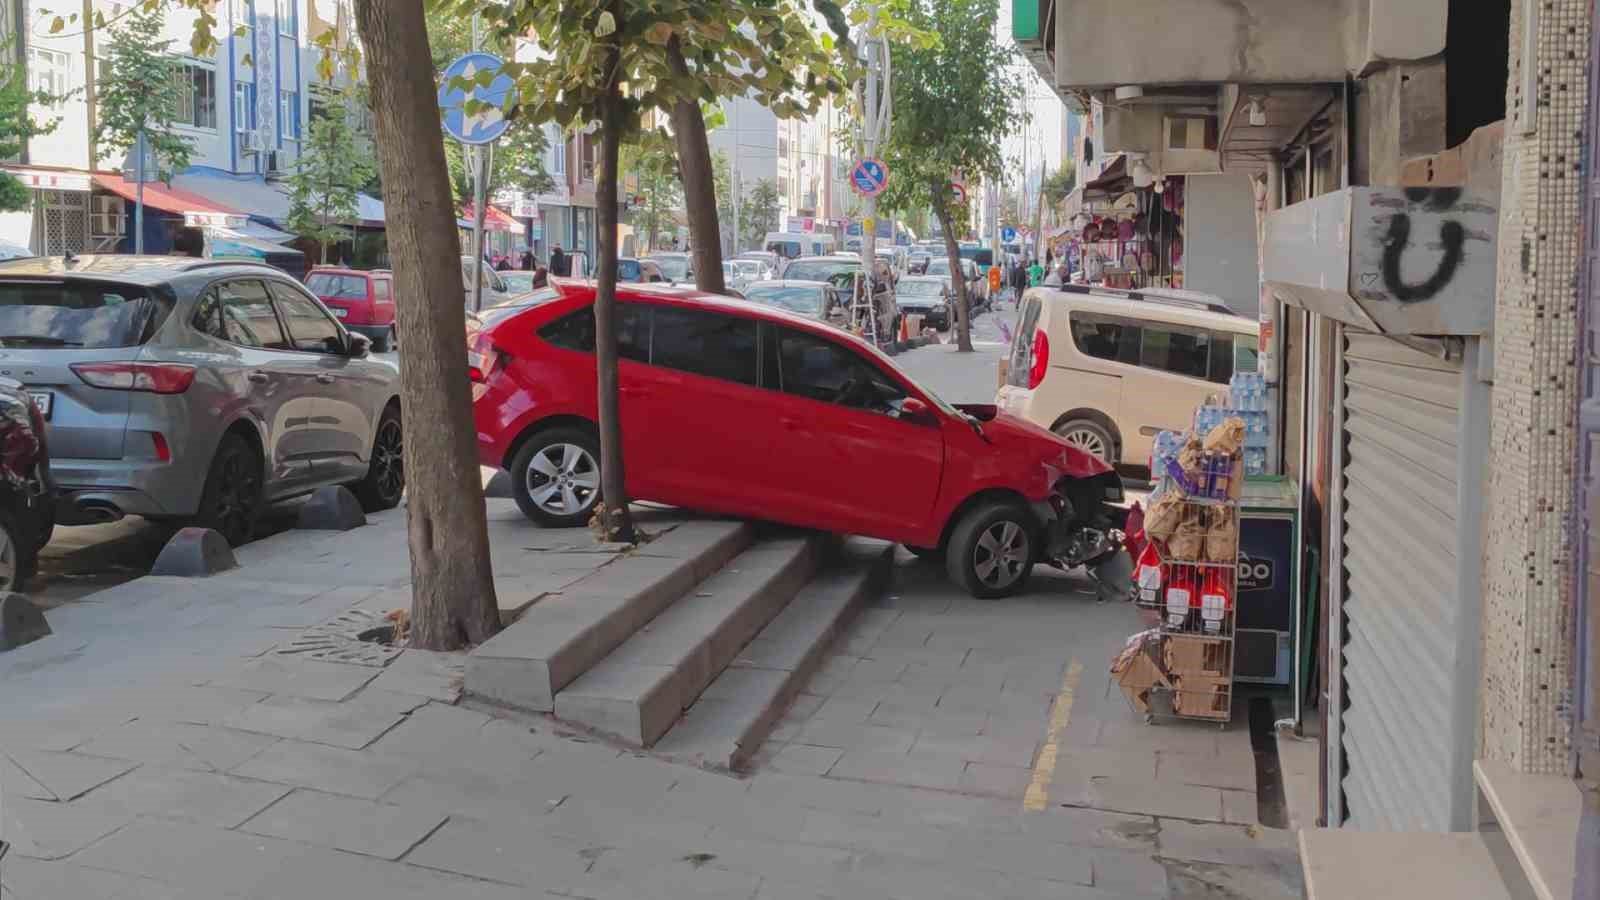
782, 255, 863, 290
735, 251, 784, 278
461, 255, 511, 309
0, 256, 406, 546
619, 257, 667, 284
500, 271, 538, 294
648, 252, 693, 285
894, 275, 952, 330
906, 252, 931, 274
926, 256, 987, 308
742, 279, 847, 329
469, 282, 1127, 598
996, 284, 1259, 468
0, 376, 54, 591
305, 266, 397, 352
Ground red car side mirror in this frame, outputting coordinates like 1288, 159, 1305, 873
899, 396, 936, 425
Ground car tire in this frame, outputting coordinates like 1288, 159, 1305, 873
1053, 418, 1117, 466
510, 426, 602, 527
945, 500, 1037, 599
193, 432, 263, 547
372, 326, 394, 353
350, 405, 404, 512
0, 507, 33, 593
904, 544, 944, 561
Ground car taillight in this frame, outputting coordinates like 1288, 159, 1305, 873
1027, 329, 1050, 389
466, 333, 506, 383
71, 362, 197, 394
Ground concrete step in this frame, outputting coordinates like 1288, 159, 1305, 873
553, 532, 831, 746
654, 538, 894, 771
464, 520, 754, 712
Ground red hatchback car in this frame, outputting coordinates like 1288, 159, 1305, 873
306, 267, 397, 351
469, 282, 1127, 597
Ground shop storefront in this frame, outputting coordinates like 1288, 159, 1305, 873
1069, 158, 1188, 290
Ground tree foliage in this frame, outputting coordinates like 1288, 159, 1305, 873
1041, 162, 1076, 209
94, 2, 194, 179
876, 0, 1024, 351
741, 179, 782, 249
622, 133, 682, 253
286, 110, 377, 260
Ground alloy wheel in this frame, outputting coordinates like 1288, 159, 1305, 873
0, 525, 17, 592
525, 442, 599, 516
372, 418, 405, 502
1060, 426, 1110, 462
212, 447, 260, 543
973, 520, 1029, 590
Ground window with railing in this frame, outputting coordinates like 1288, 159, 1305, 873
28, 48, 68, 108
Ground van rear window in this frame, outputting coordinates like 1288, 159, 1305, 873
306, 273, 368, 298
0, 280, 164, 348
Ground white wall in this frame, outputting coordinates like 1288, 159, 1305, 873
709, 93, 777, 199
1182, 173, 1259, 316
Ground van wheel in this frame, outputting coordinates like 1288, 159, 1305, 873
372, 326, 394, 353
1054, 419, 1115, 465
510, 427, 602, 527
945, 500, 1036, 599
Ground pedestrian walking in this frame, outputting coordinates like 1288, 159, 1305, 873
987, 263, 1002, 306
1027, 258, 1045, 287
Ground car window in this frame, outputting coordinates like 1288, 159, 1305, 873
775, 327, 911, 417
645, 263, 664, 283
649, 305, 758, 386
1208, 333, 1236, 384
213, 279, 290, 350
268, 282, 344, 354
619, 259, 641, 282
0, 280, 164, 348
897, 280, 944, 299
1233, 336, 1259, 377
305, 272, 368, 299
1140, 325, 1211, 379
1070, 312, 1142, 365
746, 285, 824, 316
373, 278, 391, 300
925, 259, 951, 276
653, 255, 690, 281
536, 303, 648, 361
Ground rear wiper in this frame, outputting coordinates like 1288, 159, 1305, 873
0, 335, 81, 347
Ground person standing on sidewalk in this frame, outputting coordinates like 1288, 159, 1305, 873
987, 263, 1002, 307
1027, 257, 1045, 287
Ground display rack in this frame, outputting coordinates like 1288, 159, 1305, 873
1118, 423, 1244, 727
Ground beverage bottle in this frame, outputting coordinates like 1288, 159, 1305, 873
1165, 565, 1194, 629
1200, 567, 1231, 635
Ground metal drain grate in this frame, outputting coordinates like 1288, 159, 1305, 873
277, 608, 402, 667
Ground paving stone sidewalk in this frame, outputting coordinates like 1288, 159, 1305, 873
1, 501, 1302, 900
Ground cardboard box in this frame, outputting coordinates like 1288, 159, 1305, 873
1172, 675, 1232, 720
1163, 634, 1231, 678
1112, 632, 1173, 714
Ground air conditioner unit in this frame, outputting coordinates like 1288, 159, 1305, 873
90, 195, 125, 237
238, 130, 264, 154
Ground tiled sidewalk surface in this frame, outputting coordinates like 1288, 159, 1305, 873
1, 504, 1301, 899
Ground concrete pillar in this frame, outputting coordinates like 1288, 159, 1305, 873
1480, 0, 1592, 776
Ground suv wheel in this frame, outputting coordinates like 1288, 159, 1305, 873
1054, 419, 1116, 466
351, 406, 404, 511
945, 500, 1036, 599
194, 433, 262, 547
0, 508, 32, 593
510, 426, 602, 527
372, 326, 394, 353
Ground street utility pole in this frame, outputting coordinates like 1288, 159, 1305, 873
857, 5, 890, 277
469, 13, 490, 312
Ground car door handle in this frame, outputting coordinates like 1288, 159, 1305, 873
315, 374, 335, 384
247, 371, 270, 384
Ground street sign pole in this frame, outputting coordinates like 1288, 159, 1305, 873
134, 129, 146, 256
471, 144, 491, 313
439, 50, 516, 311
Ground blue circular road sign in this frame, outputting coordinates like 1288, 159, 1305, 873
439, 52, 517, 145
1001, 226, 1017, 243
850, 158, 888, 197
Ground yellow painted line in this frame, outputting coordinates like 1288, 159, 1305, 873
1023, 659, 1082, 811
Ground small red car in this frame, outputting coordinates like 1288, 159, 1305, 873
469, 282, 1126, 597
305, 267, 397, 351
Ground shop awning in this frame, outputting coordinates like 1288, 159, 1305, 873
460, 204, 525, 235
1081, 154, 1131, 203
91, 173, 242, 217
172, 173, 386, 229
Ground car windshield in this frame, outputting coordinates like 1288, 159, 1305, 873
477, 287, 562, 325
766, 241, 802, 260
500, 272, 536, 292
746, 284, 824, 316
925, 258, 953, 276
618, 259, 641, 281
784, 259, 860, 283
734, 260, 761, 276
897, 280, 944, 300
305, 273, 367, 299
0, 280, 163, 348
654, 255, 690, 280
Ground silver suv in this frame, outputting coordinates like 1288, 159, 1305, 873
0, 256, 405, 545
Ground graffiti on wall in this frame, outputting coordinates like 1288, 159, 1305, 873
1351, 186, 1497, 335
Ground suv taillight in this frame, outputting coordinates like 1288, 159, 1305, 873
71, 362, 196, 394
1027, 329, 1050, 389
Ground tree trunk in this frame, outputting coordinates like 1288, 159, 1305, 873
933, 182, 972, 352
353, 0, 499, 649
592, 9, 636, 545
666, 39, 725, 294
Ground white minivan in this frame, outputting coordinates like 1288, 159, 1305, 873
996, 284, 1260, 468
764, 232, 837, 271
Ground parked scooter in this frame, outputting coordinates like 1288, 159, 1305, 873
0, 376, 54, 592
